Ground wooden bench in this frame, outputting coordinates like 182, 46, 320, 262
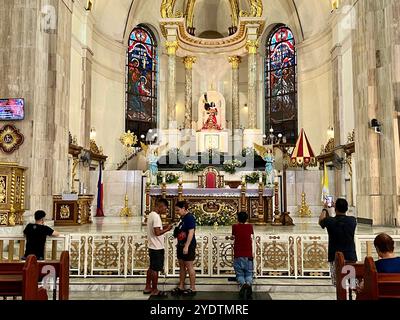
335, 252, 364, 300
0, 251, 69, 300
363, 256, 400, 300
335, 252, 400, 300
0, 255, 48, 300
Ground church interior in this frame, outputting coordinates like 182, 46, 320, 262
0, 0, 400, 301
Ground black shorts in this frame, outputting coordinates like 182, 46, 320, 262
177, 243, 196, 262
149, 249, 164, 272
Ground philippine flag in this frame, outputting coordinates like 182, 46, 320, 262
96, 163, 105, 217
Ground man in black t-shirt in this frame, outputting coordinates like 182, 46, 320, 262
23, 210, 60, 260
319, 198, 357, 285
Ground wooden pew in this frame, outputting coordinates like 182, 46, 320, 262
0, 251, 69, 300
0, 255, 47, 300
363, 256, 400, 300
335, 252, 364, 300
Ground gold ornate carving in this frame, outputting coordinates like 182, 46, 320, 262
347, 129, 355, 143
160, 19, 265, 49
60, 205, 71, 219
119, 131, 137, 148
165, 40, 179, 55
0, 175, 6, 204
303, 241, 329, 269
185, 0, 196, 28
324, 138, 335, 154
245, 39, 259, 54
90, 139, 103, 155
160, 0, 177, 18
0, 213, 7, 225
263, 241, 288, 269
229, 0, 240, 27
239, 0, 263, 17
0, 125, 24, 154
228, 56, 242, 69
183, 56, 197, 69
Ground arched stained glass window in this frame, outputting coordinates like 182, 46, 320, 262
126, 25, 158, 140
265, 26, 297, 144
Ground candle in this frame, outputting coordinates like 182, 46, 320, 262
259, 172, 263, 183
242, 175, 246, 183
179, 176, 183, 184
162, 173, 166, 184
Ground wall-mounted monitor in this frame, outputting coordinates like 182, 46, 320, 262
0, 98, 24, 121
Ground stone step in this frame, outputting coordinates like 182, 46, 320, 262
69, 277, 335, 293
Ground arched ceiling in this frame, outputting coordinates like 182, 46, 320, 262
91, 0, 332, 43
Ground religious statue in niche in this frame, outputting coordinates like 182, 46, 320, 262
254, 143, 275, 187
202, 93, 222, 131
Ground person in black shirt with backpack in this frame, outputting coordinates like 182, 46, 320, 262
319, 198, 357, 285
23, 210, 60, 260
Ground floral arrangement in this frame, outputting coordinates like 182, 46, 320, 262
183, 160, 201, 173
223, 159, 243, 174
156, 172, 180, 185
192, 206, 237, 226
245, 172, 266, 184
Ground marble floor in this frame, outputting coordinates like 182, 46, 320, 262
53, 216, 400, 236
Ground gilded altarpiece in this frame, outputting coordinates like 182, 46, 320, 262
0, 163, 26, 226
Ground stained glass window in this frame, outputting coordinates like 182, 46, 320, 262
265, 26, 297, 144
126, 25, 158, 140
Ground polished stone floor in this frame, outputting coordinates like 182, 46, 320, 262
54, 216, 400, 235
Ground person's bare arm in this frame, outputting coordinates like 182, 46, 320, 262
52, 230, 60, 237
183, 229, 195, 254
154, 225, 172, 236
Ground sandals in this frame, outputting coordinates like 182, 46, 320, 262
171, 287, 184, 296
151, 290, 168, 297
182, 289, 197, 296
142, 290, 152, 295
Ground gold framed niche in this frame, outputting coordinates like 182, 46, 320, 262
0, 162, 27, 226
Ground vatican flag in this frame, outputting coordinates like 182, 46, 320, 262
321, 163, 329, 203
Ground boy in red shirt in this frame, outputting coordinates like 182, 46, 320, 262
232, 211, 254, 299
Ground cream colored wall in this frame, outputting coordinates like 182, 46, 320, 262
91, 30, 126, 169
297, 31, 333, 154
69, 1, 89, 146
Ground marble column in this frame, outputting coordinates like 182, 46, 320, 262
183, 56, 196, 129
166, 41, 179, 129
80, 47, 94, 189
246, 40, 258, 129
351, 0, 400, 226
331, 44, 345, 198
0, 0, 72, 215
229, 56, 241, 130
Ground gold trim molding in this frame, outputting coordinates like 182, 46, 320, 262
183, 56, 197, 69
160, 18, 265, 53
228, 56, 242, 69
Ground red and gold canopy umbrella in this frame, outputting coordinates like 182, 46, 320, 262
290, 128, 317, 217
290, 128, 317, 168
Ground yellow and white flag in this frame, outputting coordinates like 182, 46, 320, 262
321, 163, 329, 202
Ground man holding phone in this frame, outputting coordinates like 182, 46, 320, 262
319, 198, 357, 285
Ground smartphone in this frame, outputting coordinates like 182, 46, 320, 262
325, 196, 334, 208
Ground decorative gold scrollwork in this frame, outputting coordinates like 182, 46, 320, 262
0, 175, 6, 204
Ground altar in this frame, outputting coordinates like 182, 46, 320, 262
145, 186, 274, 225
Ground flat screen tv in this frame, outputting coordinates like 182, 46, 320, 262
0, 98, 24, 120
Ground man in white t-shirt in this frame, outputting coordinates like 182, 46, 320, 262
143, 198, 172, 296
